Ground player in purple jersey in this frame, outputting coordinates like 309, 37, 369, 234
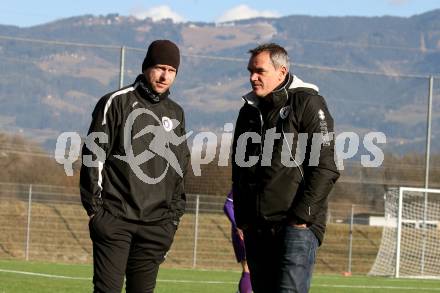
224, 190, 252, 293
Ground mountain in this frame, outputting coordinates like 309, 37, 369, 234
0, 11, 439, 154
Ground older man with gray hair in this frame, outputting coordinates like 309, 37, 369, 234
231, 43, 339, 293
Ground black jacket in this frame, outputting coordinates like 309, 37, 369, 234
232, 74, 339, 244
80, 74, 190, 224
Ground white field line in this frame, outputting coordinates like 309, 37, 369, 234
1, 269, 440, 290
158, 279, 236, 284
314, 284, 440, 291
316, 276, 440, 284
0, 269, 91, 280
0, 269, 235, 284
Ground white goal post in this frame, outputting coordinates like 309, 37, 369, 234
369, 187, 440, 278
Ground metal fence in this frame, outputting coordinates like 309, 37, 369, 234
0, 182, 383, 274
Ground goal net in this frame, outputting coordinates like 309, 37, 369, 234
369, 187, 440, 278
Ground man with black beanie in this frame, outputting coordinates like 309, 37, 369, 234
80, 39, 190, 293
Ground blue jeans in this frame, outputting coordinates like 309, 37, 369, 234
244, 224, 318, 293
278, 225, 318, 293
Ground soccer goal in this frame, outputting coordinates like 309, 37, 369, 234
369, 187, 440, 278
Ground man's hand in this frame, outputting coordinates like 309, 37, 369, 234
288, 217, 308, 228
236, 228, 244, 241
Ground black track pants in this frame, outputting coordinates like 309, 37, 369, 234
89, 209, 176, 293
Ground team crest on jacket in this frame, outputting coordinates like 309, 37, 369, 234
318, 109, 326, 120
162, 116, 173, 132
279, 106, 290, 120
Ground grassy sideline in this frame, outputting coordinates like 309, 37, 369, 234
1, 260, 440, 292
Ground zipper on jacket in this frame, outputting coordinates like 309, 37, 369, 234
256, 106, 264, 219
246, 102, 264, 219
281, 87, 305, 181
245, 103, 265, 158
258, 108, 264, 157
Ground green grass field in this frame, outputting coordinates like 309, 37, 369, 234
1, 259, 440, 292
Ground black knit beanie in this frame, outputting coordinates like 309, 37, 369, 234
142, 40, 180, 72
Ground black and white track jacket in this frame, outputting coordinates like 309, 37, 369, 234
80, 74, 190, 224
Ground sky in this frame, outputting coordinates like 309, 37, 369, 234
0, 0, 439, 27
